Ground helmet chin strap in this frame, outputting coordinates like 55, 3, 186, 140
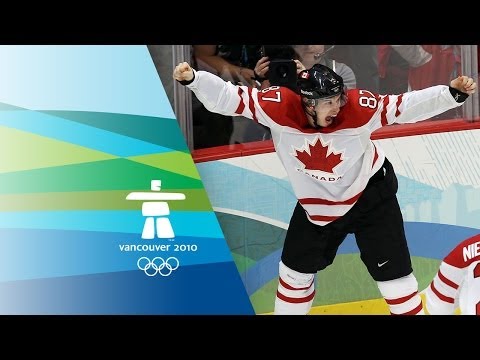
303, 106, 321, 129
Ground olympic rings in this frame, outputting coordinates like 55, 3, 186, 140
137, 256, 180, 277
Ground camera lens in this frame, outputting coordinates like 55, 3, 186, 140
277, 65, 288, 78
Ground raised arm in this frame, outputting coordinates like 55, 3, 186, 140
173, 62, 255, 118
373, 74, 476, 129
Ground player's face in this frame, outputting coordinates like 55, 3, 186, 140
303, 94, 342, 127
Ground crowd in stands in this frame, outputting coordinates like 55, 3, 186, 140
190, 45, 471, 149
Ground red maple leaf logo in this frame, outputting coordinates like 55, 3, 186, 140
294, 138, 343, 173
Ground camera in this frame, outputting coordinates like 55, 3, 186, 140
268, 59, 297, 89
259, 46, 298, 90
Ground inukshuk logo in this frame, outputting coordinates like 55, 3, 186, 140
292, 137, 344, 181
125, 180, 186, 276
126, 180, 186, 239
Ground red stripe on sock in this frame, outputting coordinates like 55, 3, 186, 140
276, 290, 316, 304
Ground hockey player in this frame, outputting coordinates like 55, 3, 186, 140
426, 234, 480, 315
173, 61, 476, 315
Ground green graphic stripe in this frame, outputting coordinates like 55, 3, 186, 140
231, 253, 256, 273
0, 125, 116, 174
0, 158, 204, 194
42, 110, 189, 152
0, 188, 213, 212
129, 152, 201, 180
250, 255, 441, 314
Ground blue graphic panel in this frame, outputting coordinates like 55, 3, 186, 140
0, 45, 254, 314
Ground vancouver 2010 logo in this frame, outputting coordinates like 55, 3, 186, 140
125, 180, 186, 277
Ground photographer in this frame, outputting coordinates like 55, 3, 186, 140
192, 45, 264, 147
255, 45, 356, 90
252, 46, 302, 90
194, 45, 262, 87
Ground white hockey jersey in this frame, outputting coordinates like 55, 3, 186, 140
188, 70, 463, 226
426, 234, 480, 315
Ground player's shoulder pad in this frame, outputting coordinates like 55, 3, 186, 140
256, 85, 301, 120
257, 85, 299, 104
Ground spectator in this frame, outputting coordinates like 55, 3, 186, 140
194, 45, 262, 87
329, 45, 379, 92
378, 45, 413, 94
294, 45, 356, 89
406, 45, 461, 90
255, 45, 356, 90
191, 45, 263, 148
381, 45, 462, 120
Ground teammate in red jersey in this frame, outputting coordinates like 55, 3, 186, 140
173, 61, 476, 315
426, 234, 480, 315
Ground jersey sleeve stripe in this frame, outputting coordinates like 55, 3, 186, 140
430, 281, 455, 303
247, 87, 257, 122
380, 95, 390, 127
234, 88, 246, 114
438, 269, 459, 289
395, 94, 404, 117
372, 143, 379, 169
